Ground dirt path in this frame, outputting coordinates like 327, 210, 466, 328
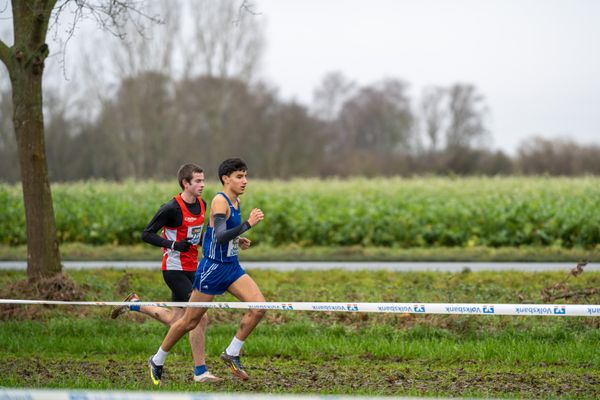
2, 357, 598, 398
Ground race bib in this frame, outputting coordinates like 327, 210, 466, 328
187, 226, 203, 245
227, 236, 239, 257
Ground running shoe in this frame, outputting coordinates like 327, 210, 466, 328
193, 370, 223, 383
148, 356, 163, 386
220, 351, 249, 380
110, 292, 140, 319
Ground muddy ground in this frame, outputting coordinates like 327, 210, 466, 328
2, 356, 598, 398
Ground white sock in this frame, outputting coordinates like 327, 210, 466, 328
152, 347, 169, 366
225, 336, 245, 356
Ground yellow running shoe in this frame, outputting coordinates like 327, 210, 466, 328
148, 356, 163, 386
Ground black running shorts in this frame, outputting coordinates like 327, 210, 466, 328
162, 270, 196, 302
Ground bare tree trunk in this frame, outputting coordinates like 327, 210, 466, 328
1, 0, 62, 280
11, 69, 62, 279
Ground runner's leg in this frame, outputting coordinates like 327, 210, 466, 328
165, 272, 211, 368
158, 289, 213, 353
227, 274, 266, 340
123, 271, 192, 324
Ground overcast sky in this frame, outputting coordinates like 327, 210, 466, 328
1, 0, 598, 155
256, 0, 600, 154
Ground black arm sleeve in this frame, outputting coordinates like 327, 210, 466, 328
199, 199, 207, 247
213, 213, 251, 244
141, 203, 177, 248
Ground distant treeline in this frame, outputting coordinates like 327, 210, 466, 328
1, 73, 600, 182
2, 0, 599, 182
1, 177, 598, 248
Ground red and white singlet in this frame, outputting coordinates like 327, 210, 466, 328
161, 194, 205, 271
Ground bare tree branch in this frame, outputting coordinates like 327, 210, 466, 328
187, 0, 263, 81
47, 0, 164, 80
0, 39, 10, 67
233, 0, 260, 25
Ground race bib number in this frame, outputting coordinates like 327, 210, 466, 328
227, 236, 239, 257
187, 226, 203, 245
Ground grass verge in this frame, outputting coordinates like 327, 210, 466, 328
1, 268, 599, 397
0, 243, 598, 262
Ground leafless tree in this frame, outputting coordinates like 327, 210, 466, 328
0, 0, 160, 280
66, 0, 266, 180
445, 83, 489, 149
517, 136, 600, 175
312, 71, 356, 121
99, 0, 179, 78
184, 0, 264, 81
180, 0, 264, 159
419, 86, 446, 152
338, 79, 414, 155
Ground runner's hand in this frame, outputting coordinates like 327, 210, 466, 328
173, 240, 192, 252
239, 237, 251, 250
247, 208, 264, 227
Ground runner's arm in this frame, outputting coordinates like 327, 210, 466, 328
141, 203, 178, 248
213, 213, 251, 244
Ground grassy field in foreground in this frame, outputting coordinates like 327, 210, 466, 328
1, 268, 599, 398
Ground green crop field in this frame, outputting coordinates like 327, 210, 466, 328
1, 268, 599, 398
1, 177, 599, 250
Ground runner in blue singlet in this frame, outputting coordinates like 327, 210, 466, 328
148, 158, 266, 386
195, 192, 247, 294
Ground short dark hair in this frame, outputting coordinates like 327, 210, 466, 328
218, 158, 247, 184
177, 163, 203, 189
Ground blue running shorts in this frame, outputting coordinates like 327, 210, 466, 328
193, 257, 246, 295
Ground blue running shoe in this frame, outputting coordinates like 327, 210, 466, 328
220, 351, 249, 380
148, 356, 163, 386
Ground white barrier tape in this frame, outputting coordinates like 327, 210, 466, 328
1, 299, 599, 316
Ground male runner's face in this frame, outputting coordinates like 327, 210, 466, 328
226, 170, 248, 195
185, 172, 205, 197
